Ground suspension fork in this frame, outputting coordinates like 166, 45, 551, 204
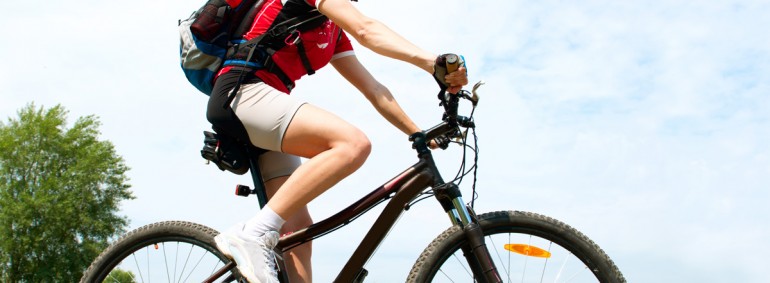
433, 182, 501, 282
412, 131, 501, 282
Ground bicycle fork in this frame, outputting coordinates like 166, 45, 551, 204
434, 182, 502, 283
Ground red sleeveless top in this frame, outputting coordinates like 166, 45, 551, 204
219, 0, 355, 93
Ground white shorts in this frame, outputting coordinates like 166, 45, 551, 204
229, 82, 305, 181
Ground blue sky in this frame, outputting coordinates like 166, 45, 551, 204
2, 0, 768, 282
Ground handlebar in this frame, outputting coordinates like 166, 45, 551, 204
415, 81, 484, 147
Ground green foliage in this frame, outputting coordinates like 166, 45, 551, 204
107, 268, 138, 282
0, 104, 134, 282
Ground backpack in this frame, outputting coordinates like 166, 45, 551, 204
179, 0, 337, 95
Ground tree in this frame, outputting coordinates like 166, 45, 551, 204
107, 269, 138, 282
0, 104, 134, 282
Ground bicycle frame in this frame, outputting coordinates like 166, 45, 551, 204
282, 154, 434, 282
208, 85, 501, 282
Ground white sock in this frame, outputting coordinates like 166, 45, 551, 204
242, 205, 286, 239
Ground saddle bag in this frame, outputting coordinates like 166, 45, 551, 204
200, 130, 249, 175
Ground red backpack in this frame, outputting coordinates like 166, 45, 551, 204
179, 0, 333, 95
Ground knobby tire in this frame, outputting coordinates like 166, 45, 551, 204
79, 220, 240, 283
407, 211, 626, 283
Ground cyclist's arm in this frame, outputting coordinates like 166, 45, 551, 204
331, 55, 421, 136
318, 0, 468, 92
317, 0, 435, 74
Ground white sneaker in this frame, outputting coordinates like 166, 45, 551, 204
215, 228, 281, 283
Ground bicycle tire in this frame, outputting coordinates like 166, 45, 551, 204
80, 220, 241, 283
407, 211, 625, 283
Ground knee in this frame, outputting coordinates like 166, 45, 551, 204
353, 131, 372, 158
343, 130, 371, 167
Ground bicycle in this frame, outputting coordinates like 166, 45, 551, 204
80, 81, 626, 282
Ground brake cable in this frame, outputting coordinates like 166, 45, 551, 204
407, 89, 480, 210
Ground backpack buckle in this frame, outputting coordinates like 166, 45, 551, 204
285, 30, 301, 46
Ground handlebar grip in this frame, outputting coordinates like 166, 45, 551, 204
445, 54, 459, 73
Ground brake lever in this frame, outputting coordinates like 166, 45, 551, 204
454, 80, 483, 106
469, 80, 484, 106
434, 135, 451, 150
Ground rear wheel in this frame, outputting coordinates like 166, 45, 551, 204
407, 211, 625, 282
80, 221, 241, 283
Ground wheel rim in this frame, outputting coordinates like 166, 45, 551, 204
97, 236, 237, 283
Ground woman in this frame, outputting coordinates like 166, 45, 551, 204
207, 0, 468, 282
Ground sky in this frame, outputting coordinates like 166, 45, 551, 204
1, 0, 769, 282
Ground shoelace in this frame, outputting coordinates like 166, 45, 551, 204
260, 233, 283, 273
263, 248, 283, 273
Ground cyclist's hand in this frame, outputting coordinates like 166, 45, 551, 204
429, 139, 439, 149
433, 54, 468, 93
431, 135, 453, 150
445, 66, 468, 94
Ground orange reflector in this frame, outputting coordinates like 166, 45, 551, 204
154, 244, 159, 250
505, 244, 551, 258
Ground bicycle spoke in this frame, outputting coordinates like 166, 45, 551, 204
454, 252, 474, 279
184, 244, 213, 283
209, 258, 225, 277
163, 243, 171, 283
131, 252, 146, 283
99, 240, 236, 282
81, 221, 241, 283
538, 242, 552, 283
174, 242, 180, 282
520, 236, 532, 283
147, 246, 151, 282
487, 234, 506, 280
554, 250, 570, 282
177, 243, 193, 283
411, 213, 618, 283
507, 233, 512, 283
437, 269, 458, 283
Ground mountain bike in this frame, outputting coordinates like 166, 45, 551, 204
80, 81, 626, 282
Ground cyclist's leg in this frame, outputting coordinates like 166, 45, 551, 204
259, 151, 313, 283
267, 103, 371, 220
257, 104, 368, 282
211, 78, 317, 282
279, 202, 313, 283
265, 176, 313, 283
218, 77, 369, 281
220, 79, 368, 221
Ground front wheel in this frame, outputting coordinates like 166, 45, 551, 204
80, 221, 241, 283
407, 211, 625, 283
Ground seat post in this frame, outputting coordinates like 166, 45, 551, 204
245, 147, 269, 208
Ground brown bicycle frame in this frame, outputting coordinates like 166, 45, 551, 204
280, 155, 437, 282
206, 122, 501, 282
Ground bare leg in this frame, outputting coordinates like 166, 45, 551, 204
252, 103, 368, 282
265, 176, 313, 283
266, 103, 371, 220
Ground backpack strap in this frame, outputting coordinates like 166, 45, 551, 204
232, 0, 265, 36
221, 0, 331, 108
223, 32, 296, 95
224, 9, 327, 90
268, 10, 327, 76
295, 37, 315, 75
